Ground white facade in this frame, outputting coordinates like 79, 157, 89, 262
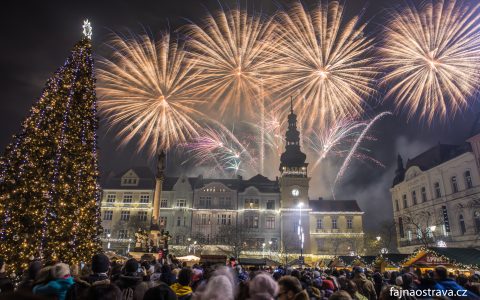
391, 149, 480, 253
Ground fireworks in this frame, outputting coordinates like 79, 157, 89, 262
334, 112, 392, 185
307, 118, 367, 169
97, 32, 204, 155
183, 124, 256, 175
272, 0, 377, 132
380, 0, 480, 124
184, 7, 277, 118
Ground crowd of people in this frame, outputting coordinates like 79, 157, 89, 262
0, 254, 480, 300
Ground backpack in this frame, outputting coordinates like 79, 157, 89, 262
122, 287, 134, 300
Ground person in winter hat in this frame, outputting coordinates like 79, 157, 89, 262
197, 275, 234, 300
143, 282, 178, 300
18, 260, 42, 292
170, 268, 193, 300
114, 258, 149, 300
277, 275, 309, 300
248, 272, 278, 300
353, 267, 377, 300
33, 263, 75, 300
66, 253, 112, 300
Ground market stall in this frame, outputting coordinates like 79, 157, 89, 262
372, 254, 409, 273
401, 247, 480, 275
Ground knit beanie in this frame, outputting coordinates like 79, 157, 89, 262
51, 263, 70, 279
249, 273, 278, 300
91, 253, 110, 273
125, 258, 139, 274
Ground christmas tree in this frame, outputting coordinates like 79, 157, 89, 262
0, 20, 101, 271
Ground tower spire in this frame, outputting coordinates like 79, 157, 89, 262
290, 96, 293, 113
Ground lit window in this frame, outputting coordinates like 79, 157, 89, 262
347, 217, 353, 229
137, 211, 147, 221
332, 217, 337, 229
120, 211, 130, 221
160, 199, 168, 208
103, 210, 113, 221
245, 199, 259, 209
140, 195, 150, 203
106, 194, 116, 203
123, 194, 132, 203
266, 217, 275, 229
316, 218, 323, 229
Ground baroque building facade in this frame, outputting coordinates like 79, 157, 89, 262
100, 106, 364, 256
391, 118, 480, 253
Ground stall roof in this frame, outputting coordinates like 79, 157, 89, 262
430, 247, 480, 267
199, 255, 227, 264
382, 254, 409, 264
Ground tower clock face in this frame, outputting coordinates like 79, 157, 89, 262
291, 188, 300, 197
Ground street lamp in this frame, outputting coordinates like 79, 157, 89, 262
429, 225, 437, 232
297, 202, 304, 263
127, 238, 132, 254
262, 243, 266, 258
268, 241, 273, 257
107, 233, 111, 250
376, 236, 381, 242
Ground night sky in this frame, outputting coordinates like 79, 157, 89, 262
0, 0, 478, 230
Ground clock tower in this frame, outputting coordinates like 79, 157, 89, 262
279, 98, 310, 208
279, 98, 310, 257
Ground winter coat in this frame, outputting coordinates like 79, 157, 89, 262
65, 273, 111, 300
353, 273, 377, 300
33, 276, 75, 300
115, 274, 149, 300
438, 279, 480, 300
0, 273, 14, 294
293, 289, 310, 300
171, 282, 193, 300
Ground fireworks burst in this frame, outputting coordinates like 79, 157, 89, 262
97, 32, 204, 155
334, 111, 392, 185
184, 7, 277, 118
272, 0, 377, 132
182, 125, 256, 175
380, 0, 480, 124
307, 118, 368, 169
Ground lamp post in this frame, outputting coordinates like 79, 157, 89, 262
297, 202, 304, 263
193, 240, 197, 255
269, 241, 273, 258
127, 238, 132, 254
107, 233, 111, 250
262, 243, 266, 258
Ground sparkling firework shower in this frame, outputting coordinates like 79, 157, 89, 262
97, 33, 204, 155
272, 0, 378, 132
184, 7, 277, 118
182, 125, 256, 175
380, 0, 480, 124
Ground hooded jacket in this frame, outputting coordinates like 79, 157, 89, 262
353, 273, 377, 300
33, 276, 75, 300
115, 274, 149, 300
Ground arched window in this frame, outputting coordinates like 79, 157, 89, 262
465, 171, 473, 189
412, 191, 417, 205
434, 182, 441, 198
459, 214, 466, 235
451, 176, 459, 193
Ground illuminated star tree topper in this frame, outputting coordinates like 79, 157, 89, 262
82, 19, 92, 39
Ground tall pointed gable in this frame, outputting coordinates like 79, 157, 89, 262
279, 97, 308, 177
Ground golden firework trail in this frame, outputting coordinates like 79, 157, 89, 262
380, 0, 480, 124
183, 7, 277, 118
97, 32, 205, 155
272, 0, 377, 132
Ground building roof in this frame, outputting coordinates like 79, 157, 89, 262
405, 144, 468, 172
309, 199, 362, 212
103, 166, 155, 190
161, 174, 280, 193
